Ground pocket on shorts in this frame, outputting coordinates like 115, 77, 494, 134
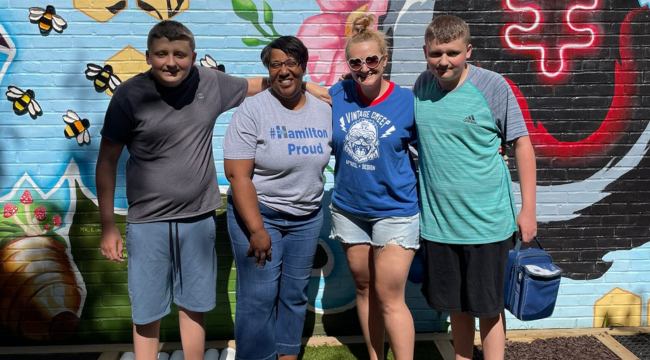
125, 223, 132, 254
210, 213, 217, 243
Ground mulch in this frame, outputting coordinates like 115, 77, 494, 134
472, 335, 621, 360
0, 354, 101, 360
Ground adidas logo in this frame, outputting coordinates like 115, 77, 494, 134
462, 114, 476, 124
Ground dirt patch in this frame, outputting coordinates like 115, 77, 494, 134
472, 335, 620, 360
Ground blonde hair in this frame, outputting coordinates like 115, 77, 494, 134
424, 15, 471, 45
345, 13, 388, 60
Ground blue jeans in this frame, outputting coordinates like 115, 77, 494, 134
227, 197, 322, 360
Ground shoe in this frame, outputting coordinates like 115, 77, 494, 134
204, 348, 220, 360
219, 347, 236, 360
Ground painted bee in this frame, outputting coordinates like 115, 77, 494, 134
200, 55, 225, 72
29, 6, 67, 36
5, 86, 42, 119
85, 64, 122, 93
63, 110, 91, 146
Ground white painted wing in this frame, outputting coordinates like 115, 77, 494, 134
27, 98, 41, 116
62, 110, 80, 124
28, 7, 46, 21
200, 54, 217, 68
85, 64, 102, 77
5, 86, 23, 99
52, 14, 67, 32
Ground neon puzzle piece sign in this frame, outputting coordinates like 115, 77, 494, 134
504, 0, 598, 78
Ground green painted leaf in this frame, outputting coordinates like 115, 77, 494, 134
231, 0, 259, 23
262, 1, 281, 37
242, 38, 267, 47
263, 1, 273, 26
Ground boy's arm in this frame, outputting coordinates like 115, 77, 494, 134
244, 77, 331, 104
513, 135, 537, 243
246, 77, 268, 97
96, 138, 125, 262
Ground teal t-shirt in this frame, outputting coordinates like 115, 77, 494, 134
413, 65, 528, 244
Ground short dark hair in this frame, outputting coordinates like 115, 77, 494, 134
260, 36, 308, 71
425, 15, 471, 45
147, 20, 195, 51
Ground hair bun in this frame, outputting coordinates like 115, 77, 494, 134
351, 13, 376, 34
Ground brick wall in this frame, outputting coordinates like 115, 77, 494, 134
0, 0, 647, 345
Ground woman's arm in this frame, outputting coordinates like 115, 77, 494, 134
224, 158, 272, 268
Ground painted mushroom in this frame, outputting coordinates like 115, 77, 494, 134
3, 202, 31, 235
19, 190, 34, 226
34, 206, 46, 222
52, 214, 63, 230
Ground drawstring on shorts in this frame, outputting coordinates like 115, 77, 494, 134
169, 222, 183, 294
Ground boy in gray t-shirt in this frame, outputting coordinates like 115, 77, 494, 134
96, 21, 328, 360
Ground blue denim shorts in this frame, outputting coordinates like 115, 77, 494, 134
125, 212, 217, 325
329, 204, 420, 250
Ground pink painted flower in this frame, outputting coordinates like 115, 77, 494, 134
297, 1, 388, 86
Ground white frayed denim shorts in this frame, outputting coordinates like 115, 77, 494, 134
329, 204, 420, 250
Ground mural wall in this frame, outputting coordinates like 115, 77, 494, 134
0, 0, 648, 345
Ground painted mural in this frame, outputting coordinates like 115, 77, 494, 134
0, 0, 647, 345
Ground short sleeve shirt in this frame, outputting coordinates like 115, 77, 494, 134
329, 80, 419, 218
413, 65, 527, 244
222, 90, 332, 216
101, 66, 248, 223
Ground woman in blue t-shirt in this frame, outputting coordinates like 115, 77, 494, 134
329, 13, 419, 360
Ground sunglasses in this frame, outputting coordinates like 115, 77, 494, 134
347, 54, 384, 71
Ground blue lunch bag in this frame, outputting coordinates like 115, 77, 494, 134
503, 237, 562, 321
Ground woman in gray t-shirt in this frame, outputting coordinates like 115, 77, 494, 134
222, 36, 332, 360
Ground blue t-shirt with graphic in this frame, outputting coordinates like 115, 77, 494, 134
329, 80, 418, 218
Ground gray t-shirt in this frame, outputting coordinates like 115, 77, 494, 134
223, 90, 332, 216
101, 66, 248, 223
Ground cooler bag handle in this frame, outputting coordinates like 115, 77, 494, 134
514, 236, 544, 251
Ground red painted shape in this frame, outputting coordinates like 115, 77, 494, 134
503, 0, 599, 79
508, 7, 644, 163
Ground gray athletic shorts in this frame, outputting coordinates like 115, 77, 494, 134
125, 212, 217, 325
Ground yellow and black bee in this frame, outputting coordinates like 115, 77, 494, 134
29, 6, 67, 36
63, 110, 91, 146
5, 86, 42, 119
85, 64, 122, 93
199, 54, 226, 72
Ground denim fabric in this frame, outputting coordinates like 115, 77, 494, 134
329, 203, 420, 250
125, 212, 217, 325
227, 197, 322, 360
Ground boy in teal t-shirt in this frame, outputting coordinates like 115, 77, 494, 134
414, 15, 537, 360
